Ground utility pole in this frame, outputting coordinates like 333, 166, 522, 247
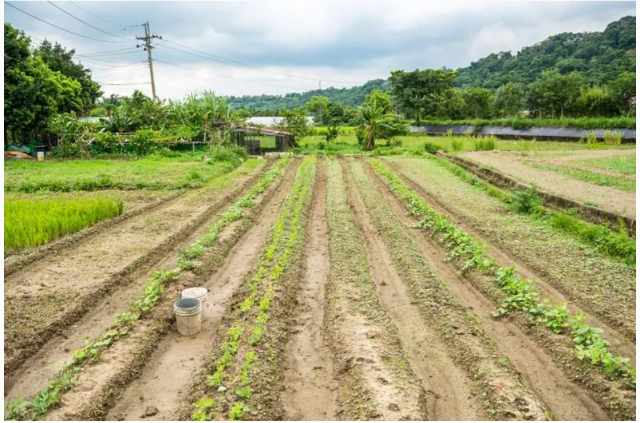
136, 22, 161, 100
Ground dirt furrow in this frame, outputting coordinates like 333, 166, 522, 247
323, 158, 427, 420
361, 159, 609, 421
383, 156, 636, 350
341, 159, 484, 421
4, 161, 270, 377
281, 158, 338, 420
40, 159, 301, 421
105, 161, 302, 421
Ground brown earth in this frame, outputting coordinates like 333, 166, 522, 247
4, 162, 268, 376
459, 150, 636, 217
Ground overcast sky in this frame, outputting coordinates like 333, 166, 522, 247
3, 1, 636, 100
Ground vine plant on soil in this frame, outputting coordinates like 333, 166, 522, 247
370, 158, 636, 388
5, 157, 291, 421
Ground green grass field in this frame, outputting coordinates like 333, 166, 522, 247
299, 134, 635, 154
5, 196, 124, 251
4, 151, 250, 193
575, 155, 636, 175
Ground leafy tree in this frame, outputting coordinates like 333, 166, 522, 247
325, 101, 345, 125
389, 69, 457, 123
276, 107, 308, 146
494, 82, 525, 117
576, 86, 617, 117
357, 96, 396, 151
434, 89, 465, 120
527, 70, 583, 118
4, 24, 83, 145
34, 40, 102, 114
608, 72, 636, 116
304, 95, 330, 125
460, 87, 494, 119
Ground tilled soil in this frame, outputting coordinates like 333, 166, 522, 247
385, 156, 636, 344
4, 162, 268, 377
459, 150, 636, 217
9, 155, 636, 422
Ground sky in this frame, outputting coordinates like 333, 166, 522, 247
3, 1, 636, 100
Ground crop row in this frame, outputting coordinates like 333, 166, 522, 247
5, 158, 291, 421
191, 156, 316, 420
349, 159, 546, 419
370, 159, 635, 388
429, 154, 635, 266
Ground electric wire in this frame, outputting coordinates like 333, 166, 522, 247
5, 2, 131, 43
46, 1, 133, 41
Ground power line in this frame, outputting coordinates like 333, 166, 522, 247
46, 1, 132, 41
161, 39, 366, 85
95, 80, 151, 86
76, 50, 141, 58
68, 1, 141, 29
5, 2, 130, 43
154, 59, 307, 91
75, 47, 139, 57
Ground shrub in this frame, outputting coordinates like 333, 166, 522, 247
510, 187, 542, 214
586, 131, 598, 145
96, 132, 121, 153
131, 129, 157, 155
423, 141, 440, 154
603, 130, 623, 146
451, 138, 464, 151
474, 136, 496, 151
325, 126, 339, 143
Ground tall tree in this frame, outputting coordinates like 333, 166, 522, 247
34, 40, 102, 114
527, 69, 583, 118
304, 95, 330, 125
4, 24, 82, 144
389, 69, 457, 123
608, 71, 636, 116
460, 87, 494, 119
494, 82, 525, 117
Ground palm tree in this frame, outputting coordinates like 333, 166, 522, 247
357, 98, 396, 151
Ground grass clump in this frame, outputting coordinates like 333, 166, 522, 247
4, 196, 123, 251
474, 136, 497, 151
603, 130, 623, 146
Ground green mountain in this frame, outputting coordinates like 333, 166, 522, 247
454, 16, 636, 89
227, 79, 390, 111
227, 16, 635, 111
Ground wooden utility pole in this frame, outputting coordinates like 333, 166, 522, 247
136, 22, 161, 100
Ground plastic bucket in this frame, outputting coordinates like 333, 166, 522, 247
174, 297, 202, 336
182, 287, 208, 321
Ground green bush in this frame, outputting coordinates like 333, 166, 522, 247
131, 129, 157, 155
325, 126, 339, 143
423, 141, 440, 154
603, 130, 623, 145
586, 131, 599, 145
510, 187, 542, 214
96, 132, 121, 153
451, 138, 464, 151
474, 136, 496, 151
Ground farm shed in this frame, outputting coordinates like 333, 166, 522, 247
234, 126, 292, 155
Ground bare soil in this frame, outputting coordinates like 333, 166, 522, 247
459, 150, 636, 216
281, 159, 339, 420
4, 162, 267, 377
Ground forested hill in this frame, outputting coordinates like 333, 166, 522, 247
226, 79, 390, 111
454, 16, 636, 89
227, 16, 635, 111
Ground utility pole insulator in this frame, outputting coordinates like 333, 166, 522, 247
136, 21, 161, 101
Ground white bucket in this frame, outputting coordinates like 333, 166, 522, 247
182, 287, 208, 321
174, 297, 202, 336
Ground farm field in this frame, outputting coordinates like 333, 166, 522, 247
458, 149, 637, 217
4, 153, 636, 421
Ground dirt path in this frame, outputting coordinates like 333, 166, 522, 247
281, 159, 339, 420
385, 157, 636, 346
4, 162, 268, 376
323, 159, 426, 420
342, 159, 484, 421
104, 161, 302, 421
459, 151, 636, 217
